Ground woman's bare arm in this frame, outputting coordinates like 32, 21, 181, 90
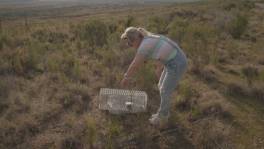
124, 53, 146, 78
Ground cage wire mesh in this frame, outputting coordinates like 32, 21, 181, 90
99, 88, 148, 114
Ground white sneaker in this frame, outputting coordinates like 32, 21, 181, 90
149, 114, 169, 126
151, 113, 158, 118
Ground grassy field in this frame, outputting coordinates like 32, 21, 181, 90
0, 0, 264, 148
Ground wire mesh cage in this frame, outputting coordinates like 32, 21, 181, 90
99, 88, 148, 114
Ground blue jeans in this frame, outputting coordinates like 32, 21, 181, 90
157, 48, 188, 117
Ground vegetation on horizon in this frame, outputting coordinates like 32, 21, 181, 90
0, 0, 264, 148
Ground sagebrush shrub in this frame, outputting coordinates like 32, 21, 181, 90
61, 51, 81, 80
84, 116, 97, 147
168, 18, 189, 44
220, 0, 254, 11
178, 81, 199, 100
73, 20, 109, 48
16, 40, 52, 74
31, 29, 68, 44
181, 23, 218, 66
0, 34, 3, 50
135, 62, 156, 93
124, 15, 136, 28
147, 16, 169, 34
241, 65, 258, 86
228, 15, 248, 39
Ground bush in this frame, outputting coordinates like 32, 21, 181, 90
0, 33, 9, 50
8, 40, 49, 75
10, 48, 24, 74
95, 47, 118, 67
31, 29, 68, 44
61, 137, 83, 149
221, 0, 254, 11
188, 106, 203, 122
228, 15, 248, 39
45, 48, 82, 80
241, 65, 258, 86
46, 53, 61, 73
168, 18, 189, 44
61, 51, 81, 80
147, 16, 169, 34
225, 82, 249, 97
0, 34, 4, 50
124, 15, 136, 28
108, 22, 118, 34
106, 120, 122, 149
258, 70, 264, 82
24, 44, 44, 72
240, 0, 255, 10
0, 78, 9, 101
251, 84, 264, 101
178, 80, 199, 100
193, 119, 233, 149
73, 20, 109, 49
135, 63, 156, 93
222, 2, 237, 11
84, 116, 97, 147
181, 23, 219, 66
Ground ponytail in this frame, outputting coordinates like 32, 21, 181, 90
137, 27, 153, 37
121, 26, 154, 42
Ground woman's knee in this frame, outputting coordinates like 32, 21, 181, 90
158, 82, 161, 90
159, 86, 173, 97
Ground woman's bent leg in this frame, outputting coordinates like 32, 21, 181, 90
158, 68, 166, 90
158, 69, 179, 117
158, 63, 187, 117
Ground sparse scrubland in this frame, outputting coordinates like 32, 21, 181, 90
0, 0, 264, 148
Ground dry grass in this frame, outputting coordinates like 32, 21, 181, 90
0, 0, 264, 148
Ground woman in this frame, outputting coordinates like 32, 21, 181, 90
120, 27, 188, 126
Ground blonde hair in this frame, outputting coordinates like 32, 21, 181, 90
121, 27, 153, 42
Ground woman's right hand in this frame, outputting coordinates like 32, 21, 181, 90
120, 77, 130, 88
